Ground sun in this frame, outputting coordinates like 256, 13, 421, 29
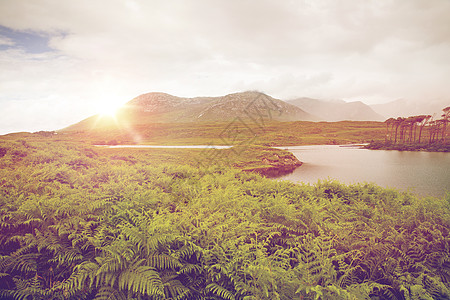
95, 100, 123, 118
99, 105, 119, 117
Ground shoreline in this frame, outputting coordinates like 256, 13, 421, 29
365, 141, 450, 152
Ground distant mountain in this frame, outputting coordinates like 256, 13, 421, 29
370, 99, 450, 119
286, 97, 384, 121
65, 91, 317, 131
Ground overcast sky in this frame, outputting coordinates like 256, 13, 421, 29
1, 0, 450, 134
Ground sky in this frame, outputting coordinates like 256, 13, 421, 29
1, 0, 450, 134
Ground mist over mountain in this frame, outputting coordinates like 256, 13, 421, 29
286, 97, 384, 121
370, 99, 450, 119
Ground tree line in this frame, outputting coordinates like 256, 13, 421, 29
384, 106, 449, 145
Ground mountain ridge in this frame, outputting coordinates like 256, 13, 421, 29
286, 97, 384, 121
64, 91, 318, 132
64, 91, 448, 134
370, 98, 450, 119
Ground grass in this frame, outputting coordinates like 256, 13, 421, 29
0, 120, 386, 177
0, 137, 301, 176
90, 144, 302, 176
367, 140, 450, 152
51, 120, 385, 146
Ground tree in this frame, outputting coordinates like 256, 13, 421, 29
417, 115, 431, 144
404, 116, 417, 144
384, 118, 395, 143
428, 120, 441, 144
442, 107, 450, 143
393, 117, 404, 144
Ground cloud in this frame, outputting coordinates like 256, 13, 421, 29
0, 0, 450, 133
0, 36, 15, 47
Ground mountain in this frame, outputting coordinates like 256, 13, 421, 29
65, 91, 317, 131
370, 99, 450, 119
188, 91, 317, 122
286, 97, 384, 121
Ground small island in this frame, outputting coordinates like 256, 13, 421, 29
366, 106, 450, 152
227, 145, 302, 177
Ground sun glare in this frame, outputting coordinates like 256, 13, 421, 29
99, 105, 119, 117
96, 100, 123, 118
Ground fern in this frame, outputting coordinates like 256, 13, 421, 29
94, 287, 126, 300
118, 265, 164, 297
2, 140, 450, 299
206, 283, 235, 300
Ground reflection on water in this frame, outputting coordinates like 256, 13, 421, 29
275, 145, 450, 198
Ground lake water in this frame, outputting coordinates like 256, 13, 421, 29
100, 145, 233, 149
275, 145, 450, 198
100, 144, 449, 198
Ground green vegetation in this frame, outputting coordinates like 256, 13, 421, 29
54, 120, 385, 146
223, 145, 301, 177
366, 140, 450, 152
1, 138, 450, 299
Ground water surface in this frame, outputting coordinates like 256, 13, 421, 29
100, 145, 232, 149
276, 145, 450, 198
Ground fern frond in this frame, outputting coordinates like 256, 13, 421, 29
421, 274, 450, 299
118, 265, 164, 297
178, 263, 203, 276
206, 283, 235, 300
0, 290, 15, 300
9, 253, 38, 274
148, 254, 182, 270
49, 249, 84, 268
162, 278, 190, 299
94, 286, 126, 300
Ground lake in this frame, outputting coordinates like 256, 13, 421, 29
100, 144, 449, 198
102, 145, 233, 149
275, 145, 450, 198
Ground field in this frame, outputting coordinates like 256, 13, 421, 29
1, 136, 449, 299
50, 120, 386, 146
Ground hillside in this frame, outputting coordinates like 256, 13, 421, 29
371, 98, 450, 119
65, 91, 317, 132
287, 97, 384, 121
57, 91, 385, 146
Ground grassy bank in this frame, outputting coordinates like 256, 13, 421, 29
93, 144, 302, 176
1, 139, 449, 299
366, 140, 450, 152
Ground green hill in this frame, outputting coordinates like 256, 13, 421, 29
64, 91, 317, 132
